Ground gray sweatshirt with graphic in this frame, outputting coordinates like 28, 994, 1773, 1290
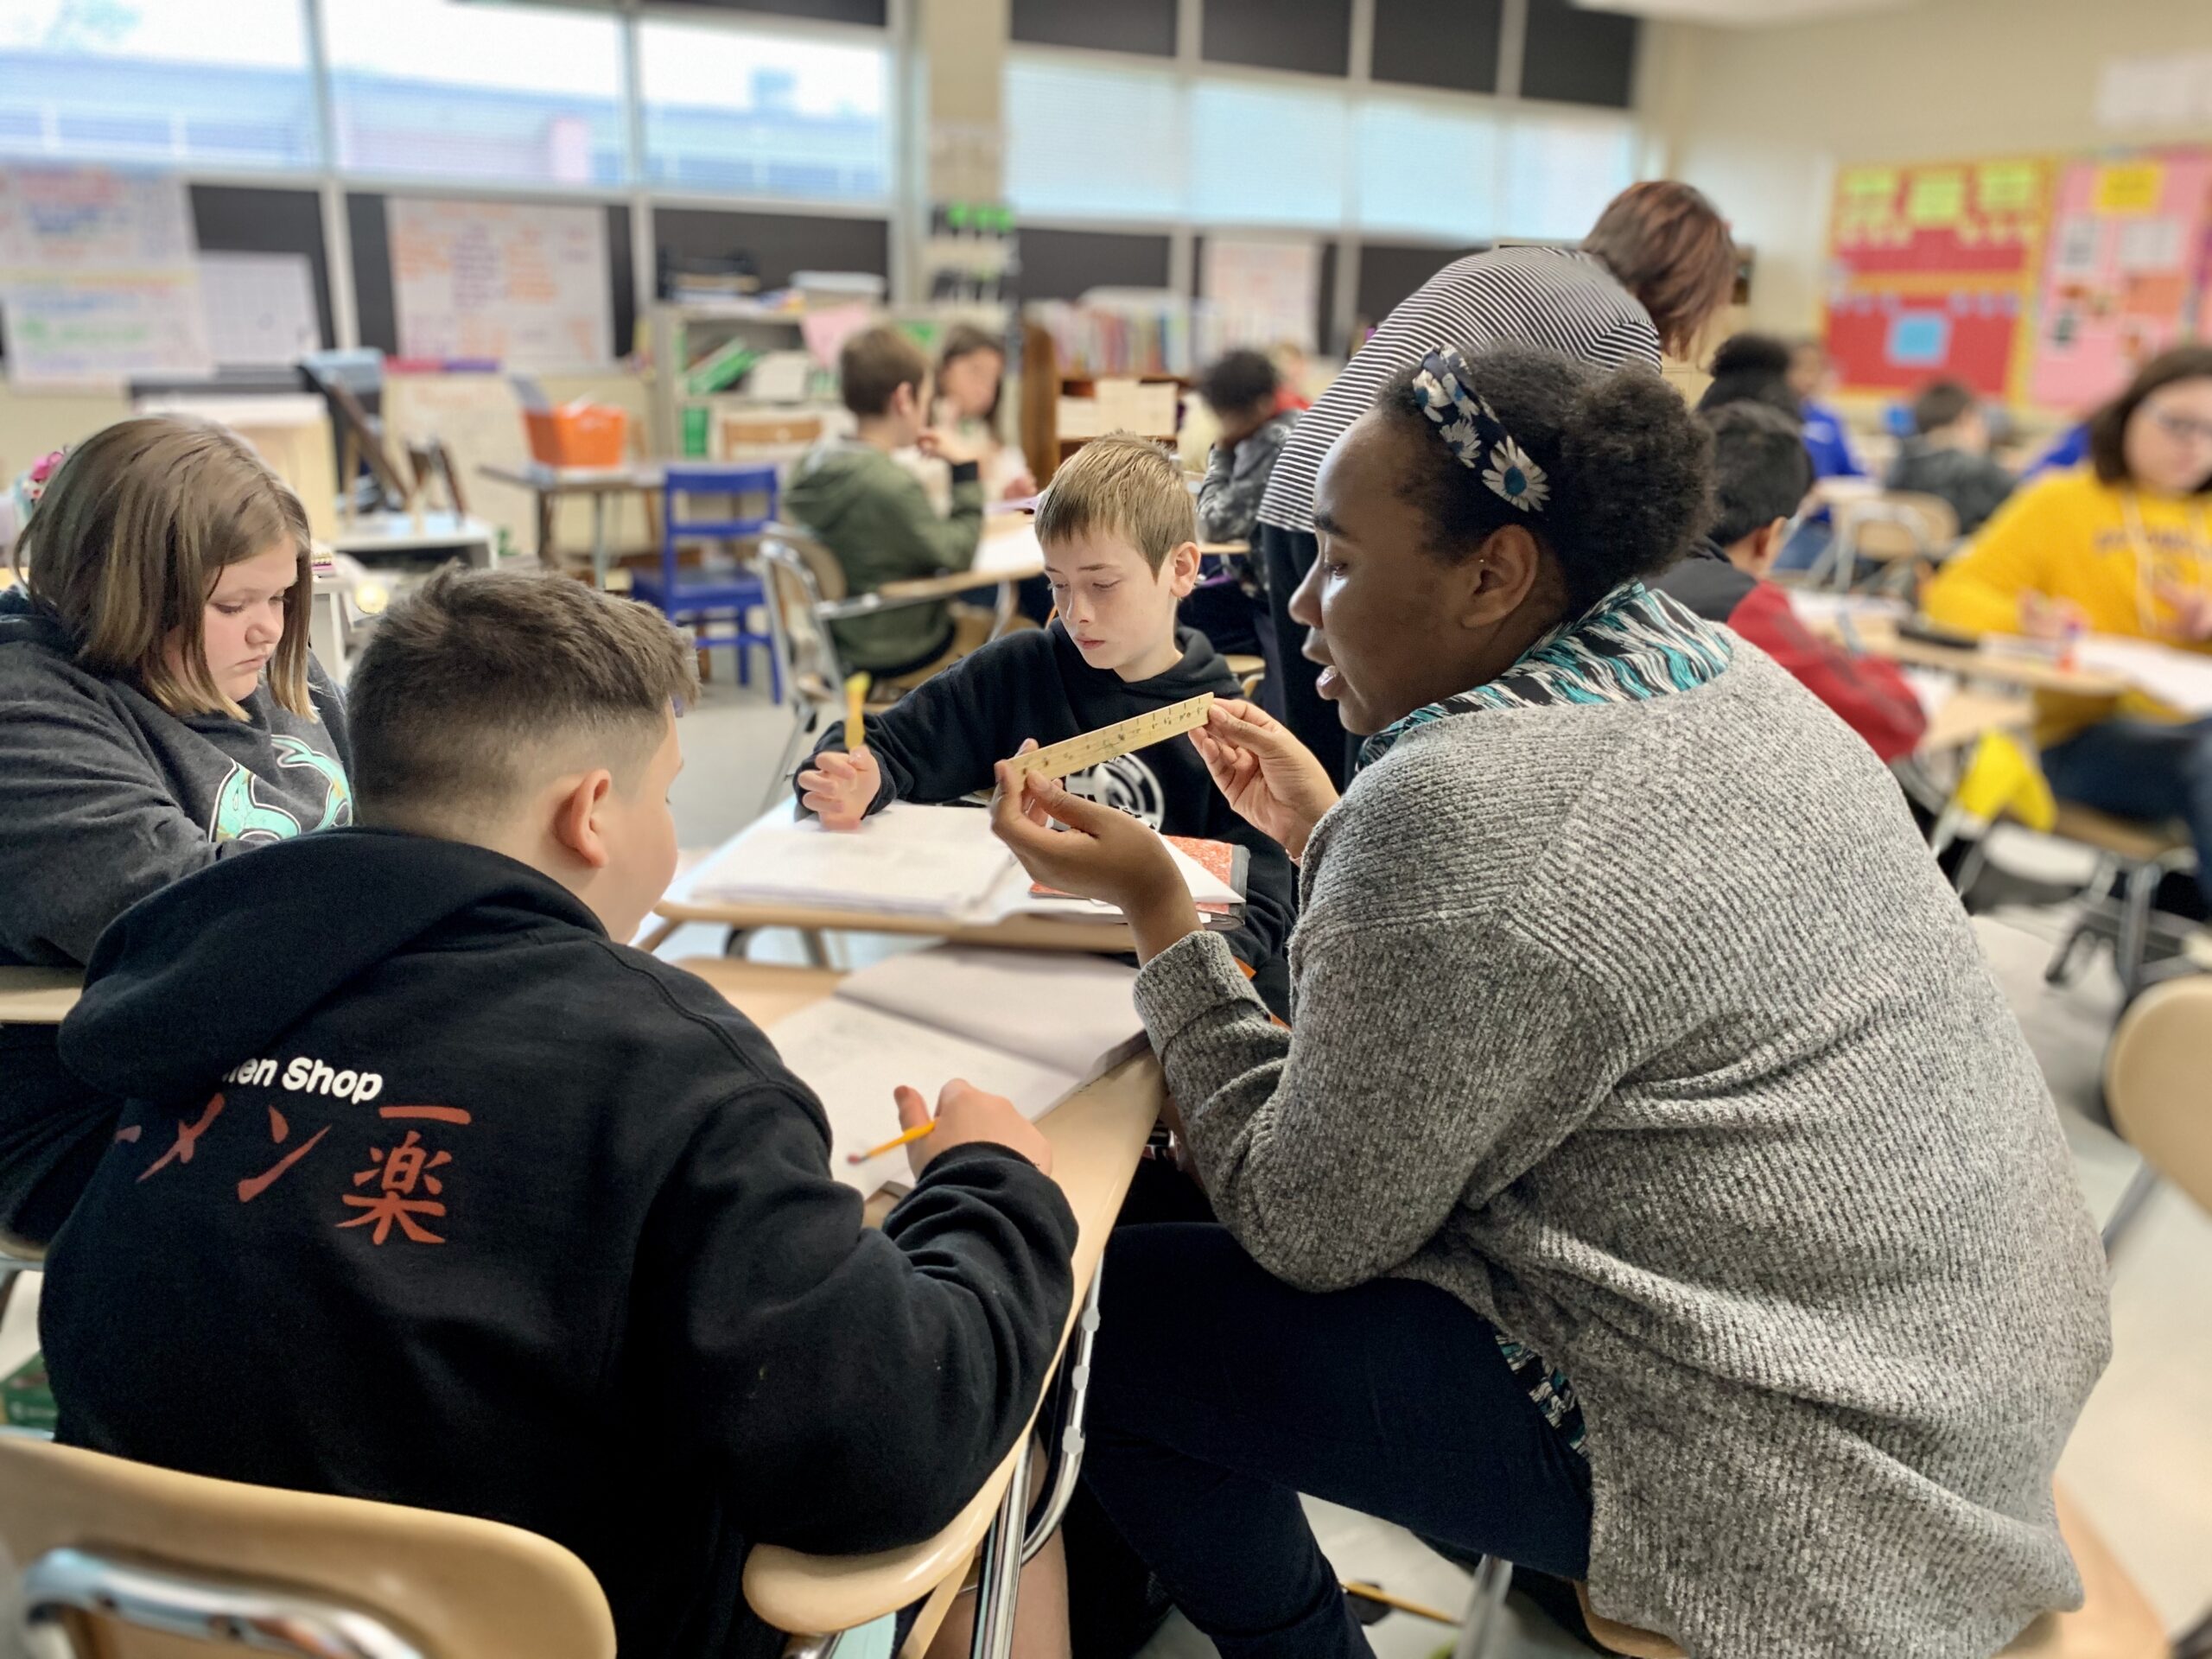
0, 583, 352, 1238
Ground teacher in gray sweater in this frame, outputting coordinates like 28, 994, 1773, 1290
989, 345, 2110, 1659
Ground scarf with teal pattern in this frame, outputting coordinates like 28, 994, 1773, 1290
1357, 578, 1736, 772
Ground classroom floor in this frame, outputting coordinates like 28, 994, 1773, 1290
4, 672, 2208, 1656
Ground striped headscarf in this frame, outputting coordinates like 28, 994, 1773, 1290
1358, 579, 1735, 771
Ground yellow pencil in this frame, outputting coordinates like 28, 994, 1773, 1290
849, 1120, 934, 1164
843, 671, 870, 752
1338, 1581, 1458, 1625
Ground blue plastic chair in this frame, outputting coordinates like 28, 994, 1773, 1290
632, 463, 783, 702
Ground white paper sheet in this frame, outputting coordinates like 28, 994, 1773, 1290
768, 999, 1079, 1192
839, 947, 1141, 1075
2074, 635, 2212, 716
686, 803, 1014, 916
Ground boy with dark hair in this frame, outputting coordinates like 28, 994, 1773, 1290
1886, 377, 2017, 535
1652, 403, 1927, 761
40, 567, 1077, 1659
1190, 348, 1293, 658
798, 434, 1295, 1015
788, 324, 994, 684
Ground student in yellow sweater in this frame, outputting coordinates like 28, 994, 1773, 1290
1924, 346, 2212, 889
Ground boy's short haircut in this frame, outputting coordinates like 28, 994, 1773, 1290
1910, 379, 1977, 436
346, 567, 697, 828
840, 326, 931, 419
1702, 402, 1814, 548
1033, 433, 1197, 574
1198, 350, 1280, 417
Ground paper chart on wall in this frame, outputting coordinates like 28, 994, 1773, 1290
389, 197, 613, 372
0, 165, 211, 387
200, 251, 322, 367
2027, 152, 2212, 411
1200, 237, 1320, 353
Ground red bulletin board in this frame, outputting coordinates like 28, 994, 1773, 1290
1821, 156, 2051, 398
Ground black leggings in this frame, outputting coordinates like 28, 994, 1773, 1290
1082, 1222, 1594, 1659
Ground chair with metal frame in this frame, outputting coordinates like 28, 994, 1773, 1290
1808, 490, 1960, 594
752, 522, 948, 818
0, 1434, 615, 1659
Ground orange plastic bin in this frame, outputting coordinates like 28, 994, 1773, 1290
524, 403, 629, 468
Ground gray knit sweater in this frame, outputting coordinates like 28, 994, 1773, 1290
1133, 646, 2111, 1659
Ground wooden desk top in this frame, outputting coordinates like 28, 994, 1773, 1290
477, 461, 667, 494
654, 890, 1136, 954
1916, 688, 2034, 756
1818, 617, 2132, 698
0, 966, 81, 1025
678, 956, 1162, 1637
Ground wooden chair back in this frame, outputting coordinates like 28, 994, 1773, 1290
1838, 491, 1960, 563
0, 1437, 613, 1659
2106, 975, 2212, 1219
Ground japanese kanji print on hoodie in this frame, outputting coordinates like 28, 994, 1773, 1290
0, 583, 350, 1243
41, 828, 1077, 1659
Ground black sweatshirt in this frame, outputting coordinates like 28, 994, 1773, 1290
41, 829, 1077, 1659
800, 621, 1296, 1015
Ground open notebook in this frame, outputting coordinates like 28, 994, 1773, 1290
767, 946, 1147, 1193
683, 803, 1242, 926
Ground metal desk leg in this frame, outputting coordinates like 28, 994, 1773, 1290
591, 493, 611, 590
968, 1436, 1033, 1659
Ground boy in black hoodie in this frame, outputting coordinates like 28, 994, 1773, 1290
41, 569, 1077, 1659
798, 433, 1297, 1015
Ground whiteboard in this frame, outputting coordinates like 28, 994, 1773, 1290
0, 165, 211, 388
389, 198, 613, 372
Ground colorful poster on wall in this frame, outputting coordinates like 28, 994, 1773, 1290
1821, 156, 2051, 397
389, 198, 612, 372
0, 164, 212, 387
1828, 157, 2048, 280
2028, 153, 2212, 412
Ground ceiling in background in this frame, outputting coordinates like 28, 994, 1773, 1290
1572, 0, 1923, 23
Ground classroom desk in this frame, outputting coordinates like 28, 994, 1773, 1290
653, 890, 1136, 956
328, 511, 498, 571
875, 517, 1044, 610
1819, 616, 2131, 699
478, 461, 664, 589
1915, 688, 2035, 756
677, 957, 1162, 1647
0, 967, 80, 1026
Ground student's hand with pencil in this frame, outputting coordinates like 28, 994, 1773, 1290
891, 1079, 1052, 1178
989, 762, 1202, 963
796, 746, 881, 831
1189, 698, 1339, 862
2154, 576, 2212, 643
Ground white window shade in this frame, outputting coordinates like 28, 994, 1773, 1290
1005, 58, 1183, 221
0, 0, 316, 170
1354, 98, 1498, 242
1188, 79, 1348, 230
324, 0, 625, 186
639, 21, 888, 203
1501, 111, 1634, 243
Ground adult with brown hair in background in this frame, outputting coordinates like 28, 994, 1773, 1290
1250, 180, 1738, 784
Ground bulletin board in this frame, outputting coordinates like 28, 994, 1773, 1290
388, 197, 613, 372
2026, 153, 2212, 411
1820, 156, 2050, 398
0, 164, 213, 387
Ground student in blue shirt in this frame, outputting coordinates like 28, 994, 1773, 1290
1789, 339, 1866, 481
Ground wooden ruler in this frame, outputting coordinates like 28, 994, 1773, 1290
1001, 693, 1214, 781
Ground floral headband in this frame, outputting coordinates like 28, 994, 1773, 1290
1409, 349, 1548, 513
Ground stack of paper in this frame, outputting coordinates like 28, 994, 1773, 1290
687, 804, 1013, 918
2074, 635, 2212, 717
768, 947, 1145, 1192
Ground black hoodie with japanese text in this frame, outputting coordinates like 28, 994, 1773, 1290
39, 828, 1077, 1659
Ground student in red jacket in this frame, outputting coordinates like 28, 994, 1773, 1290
1655, 403, 1927, 762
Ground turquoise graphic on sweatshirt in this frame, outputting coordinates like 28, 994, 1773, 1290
208, 736, 353, 845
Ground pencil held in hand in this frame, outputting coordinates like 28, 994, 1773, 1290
850, 1119, 935, 1163
843, 672, 870, 751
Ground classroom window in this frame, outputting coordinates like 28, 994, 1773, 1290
637, 20, 889, 203
1354, 97, 1499, 243
1187, 80, 1349, 231
322, 0, 626, 187
0, 0, 318, 170
1501, 111, 1635, 242
1003, 57, 1184, 222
